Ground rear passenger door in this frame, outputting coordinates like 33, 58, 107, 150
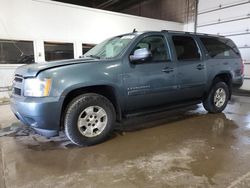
170, 35, 206, 100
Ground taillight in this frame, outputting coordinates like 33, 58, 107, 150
241, 60, 245, 75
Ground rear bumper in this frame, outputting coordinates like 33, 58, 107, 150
232, 76, 244, 88
10, 94, 63, 137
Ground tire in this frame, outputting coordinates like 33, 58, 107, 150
202, 81, 230, 113
64, 93, 116, 146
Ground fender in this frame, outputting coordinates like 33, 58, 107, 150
59, 82, 123, 122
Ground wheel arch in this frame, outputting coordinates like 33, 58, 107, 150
60, 85, 122, 129
212, 72, 232, 86
205, 72, 233, 99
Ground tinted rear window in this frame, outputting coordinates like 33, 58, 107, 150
200, 37, 240, 59
172, 36, 201, 61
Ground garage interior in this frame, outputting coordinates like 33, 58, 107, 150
0, 0, 250, 187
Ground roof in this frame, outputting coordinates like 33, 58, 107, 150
117, 30, 225, 39
128, 30, 224, 38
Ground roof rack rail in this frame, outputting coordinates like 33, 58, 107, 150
161, 30, 225, 37
161, 30, 188, 34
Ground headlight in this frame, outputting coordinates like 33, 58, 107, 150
24, 78, 52, 97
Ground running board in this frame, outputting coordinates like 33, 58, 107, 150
125, 100, 201, 118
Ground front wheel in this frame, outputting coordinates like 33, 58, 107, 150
64, 93, 116, 146
202, 81, 230, 113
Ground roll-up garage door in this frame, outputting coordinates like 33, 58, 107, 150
197, 0, 250, 90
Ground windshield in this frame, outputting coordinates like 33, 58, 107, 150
84, 34, 135, 59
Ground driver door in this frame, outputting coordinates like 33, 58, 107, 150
122, 34, 178, 112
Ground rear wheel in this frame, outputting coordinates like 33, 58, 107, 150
64, 93, 116, 146
203, 81, 230, 113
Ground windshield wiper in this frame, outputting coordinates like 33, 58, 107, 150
85, 55, 100, 59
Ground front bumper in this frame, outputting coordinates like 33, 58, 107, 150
10, 94, 63, 137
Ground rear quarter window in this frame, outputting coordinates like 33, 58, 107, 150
200, 37, 240, 59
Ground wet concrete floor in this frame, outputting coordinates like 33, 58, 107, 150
0, 96, 250, 188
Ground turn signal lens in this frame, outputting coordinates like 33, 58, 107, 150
43, 79, 52, 96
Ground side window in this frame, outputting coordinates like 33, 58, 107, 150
200, 37, 240, 59
133, 36, 168, 62
0, 39, 34, 64
82, 43, 95, 55
44, 42, 74, 61
172, 36, 201, 61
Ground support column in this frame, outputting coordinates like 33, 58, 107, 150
34, 40, 45, 63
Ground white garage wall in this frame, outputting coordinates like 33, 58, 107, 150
0, 0, 183, 98
197, 0, 250, 90
0, 0, 183, 47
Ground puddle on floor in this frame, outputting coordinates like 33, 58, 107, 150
0, 123, 76, 150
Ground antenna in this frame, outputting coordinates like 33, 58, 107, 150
133, 28, 137, 33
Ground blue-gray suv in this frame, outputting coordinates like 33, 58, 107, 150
10, 31, 244, 146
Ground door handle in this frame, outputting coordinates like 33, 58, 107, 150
196, 64, 204, 70
162, 67, 174, 73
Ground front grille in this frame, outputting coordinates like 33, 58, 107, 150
14, 88, 21, 96
13, 75, 24, 96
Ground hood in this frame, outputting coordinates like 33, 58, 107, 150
15, 58, 97, 77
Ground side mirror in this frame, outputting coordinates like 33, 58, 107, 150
130, 48, 151, 62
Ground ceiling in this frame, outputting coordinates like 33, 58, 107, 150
53, 0, 149, 12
